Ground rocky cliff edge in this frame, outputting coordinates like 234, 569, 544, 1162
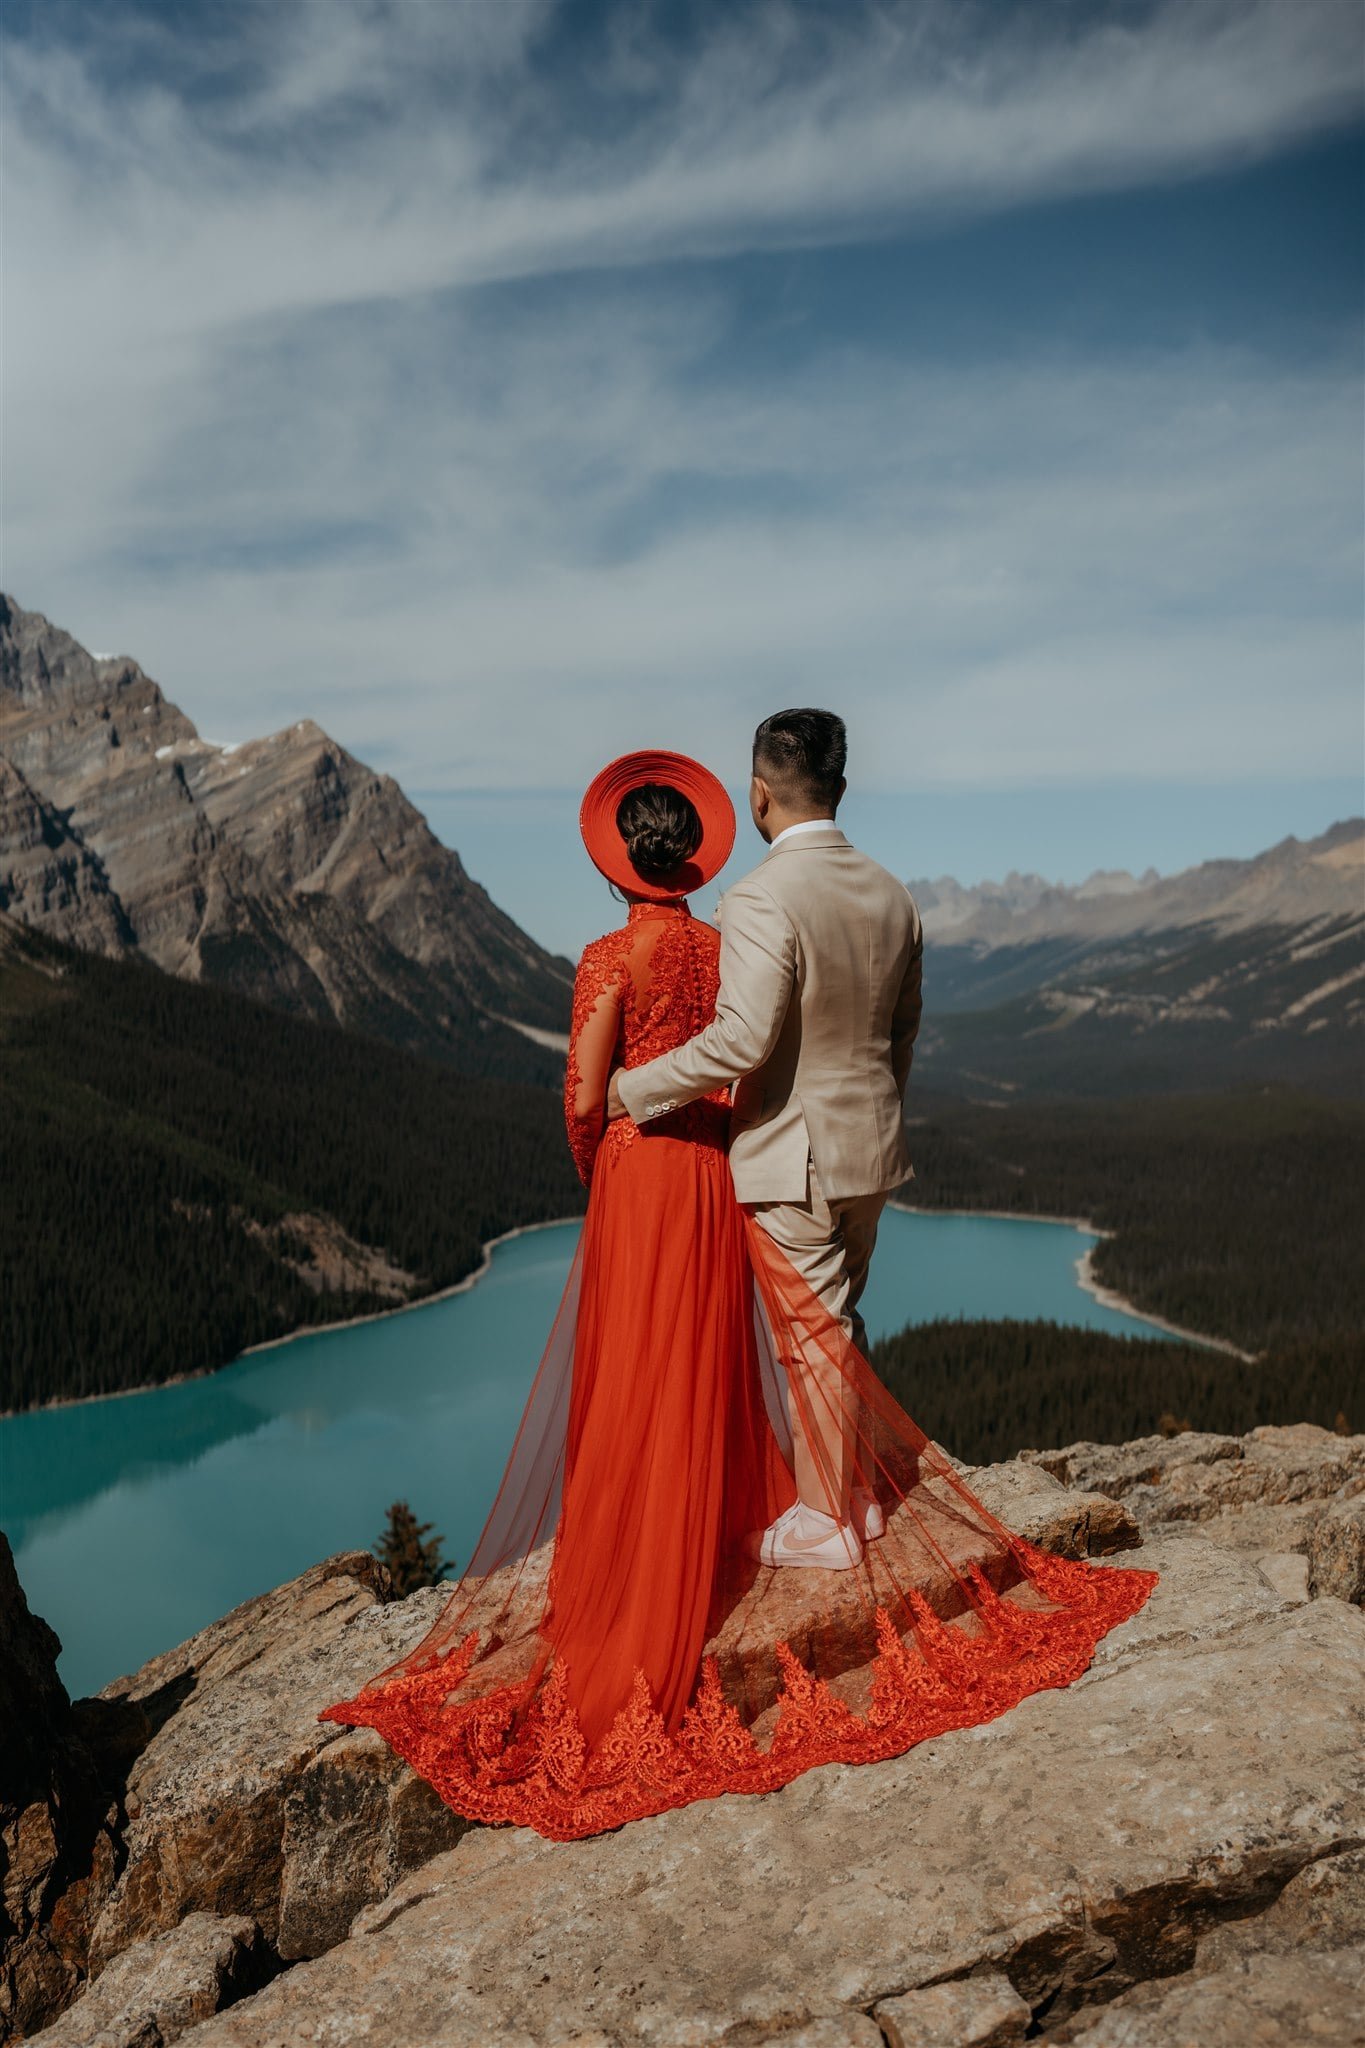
5, 1424, 1362, 2048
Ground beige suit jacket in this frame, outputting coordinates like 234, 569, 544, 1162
617, 827, 924, 1204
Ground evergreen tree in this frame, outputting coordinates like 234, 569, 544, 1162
373, 1500, 452, 1596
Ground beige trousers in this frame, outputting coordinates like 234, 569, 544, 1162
746, 1155, 889, 1511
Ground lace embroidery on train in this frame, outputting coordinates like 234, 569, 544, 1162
321, 1532, 1154, 1842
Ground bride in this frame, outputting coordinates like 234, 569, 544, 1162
318, 746, 1157, 1841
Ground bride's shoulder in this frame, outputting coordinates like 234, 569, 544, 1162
575, 923, 633, 979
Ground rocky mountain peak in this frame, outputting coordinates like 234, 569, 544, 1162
0, 594, 572, 1061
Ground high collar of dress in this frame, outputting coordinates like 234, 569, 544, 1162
627, 897, 692, 922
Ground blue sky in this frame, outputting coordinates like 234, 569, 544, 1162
3, 0, 1361, 955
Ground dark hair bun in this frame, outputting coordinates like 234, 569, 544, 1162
615, 782, 704, 881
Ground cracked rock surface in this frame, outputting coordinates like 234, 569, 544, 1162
11, 1427, 1363, 2047
180, 1536, 1365, 2048
1021, 1422, 1365, 1594
34, 1913, 278, 2048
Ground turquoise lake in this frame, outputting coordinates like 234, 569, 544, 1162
2, 1206, 1178, 1699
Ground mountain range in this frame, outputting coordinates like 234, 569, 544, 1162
909, 820, 1363, 1098
2, 592, 1359, 1102
0, 595, 572, 1082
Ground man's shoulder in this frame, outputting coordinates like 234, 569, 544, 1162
745, 840, 918, 912
850, 848, 922, 921
718, 864, 790, 915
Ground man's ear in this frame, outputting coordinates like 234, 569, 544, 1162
750, 773, 772, 819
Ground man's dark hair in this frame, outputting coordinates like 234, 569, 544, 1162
752, 709, 847, 810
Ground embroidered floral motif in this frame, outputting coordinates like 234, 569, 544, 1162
564, 904, 729, 1186
319, 1560, 1158, 1841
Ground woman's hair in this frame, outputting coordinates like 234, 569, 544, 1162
615, 782, 703, 881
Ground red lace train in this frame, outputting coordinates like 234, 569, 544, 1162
318, 903, 1158, 1840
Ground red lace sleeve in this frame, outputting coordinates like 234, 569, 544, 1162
565, 935, 628, 1187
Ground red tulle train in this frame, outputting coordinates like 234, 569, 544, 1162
318, 1084, 1158, 1841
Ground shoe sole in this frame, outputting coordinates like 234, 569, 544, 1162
758, 1540, 864, 1571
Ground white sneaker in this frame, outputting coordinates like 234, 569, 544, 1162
755, 1503, 864, 1571
853, 1489, 885, 1542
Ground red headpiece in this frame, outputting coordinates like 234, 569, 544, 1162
579, 749, 736, 902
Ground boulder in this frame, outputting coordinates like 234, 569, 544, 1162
874, 1972, 1032, 2047
1023, 1423, 1365, 1596
83, 1553, 468, 1971
33, 1912, 277, 2048
1307, 1493, 1365, 1605
1061, 1947, 1364, 2045
1023, 1422, 1364, 1525
179, 1533, 1365, 2048
956, 1458, 1141, 1559
0, 1534, 120, 2040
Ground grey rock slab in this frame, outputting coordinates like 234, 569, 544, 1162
1024, 1426, 1365, 1532
182, 1564, 1365, 2048
1194, 1842, 1365, 1968
276, 1724, 472, 1959
1068, 1532, 1292, 1680
83, 1555, 464, 1969
1058, 1945, 1365, 2046
1042, 1847, 1365, 2041
956, 1461, 1140, 1560
875, 1971, 1031, 2047
752, 2021, 884, 2048
1255, 1550, 1311, 1603
1309, 1494, 1365, 1606
34, 1911, 276, 2047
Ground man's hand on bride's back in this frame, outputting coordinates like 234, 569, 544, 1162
606, 1070, 627, 1121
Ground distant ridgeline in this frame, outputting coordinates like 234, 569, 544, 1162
910, 816, 1364, 1101
0, 915, 586, 1413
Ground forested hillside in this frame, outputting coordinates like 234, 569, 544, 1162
6, 915, 1360, 1421
900, 1085, 1364, 1355
1, 918, 585, 1412
870, 1317, 1360, 1466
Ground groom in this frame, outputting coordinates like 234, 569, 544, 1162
608, 708, 924, 1568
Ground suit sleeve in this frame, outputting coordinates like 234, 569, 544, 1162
617, 881, 797, 1123
890, 895, 924, 1099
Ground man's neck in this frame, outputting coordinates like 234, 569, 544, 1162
768, 815, 838, 848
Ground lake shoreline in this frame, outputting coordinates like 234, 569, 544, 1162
3, 1215, 585, 1421
888, 1198, 1256, 1360
12, 1198, 1253, 1421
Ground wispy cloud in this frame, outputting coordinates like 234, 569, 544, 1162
2, 0, 1361, 801
7, 0, 1360, 344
